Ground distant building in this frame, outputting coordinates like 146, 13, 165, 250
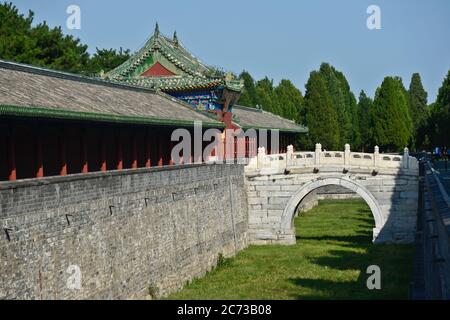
0, 25, 307, 181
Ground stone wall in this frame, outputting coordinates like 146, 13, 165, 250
0, 164, 247, 300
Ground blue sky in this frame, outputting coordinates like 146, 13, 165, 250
10, 0, 450, 102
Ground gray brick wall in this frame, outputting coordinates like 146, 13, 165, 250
0, 164, 248, 299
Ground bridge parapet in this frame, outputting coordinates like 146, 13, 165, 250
247, 143, 418, 175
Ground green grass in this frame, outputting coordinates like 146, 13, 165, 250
167, 199, 414, 300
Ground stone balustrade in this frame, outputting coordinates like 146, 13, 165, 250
248, 143, 419, 174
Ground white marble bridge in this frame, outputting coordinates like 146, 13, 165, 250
245, 144, 420, 244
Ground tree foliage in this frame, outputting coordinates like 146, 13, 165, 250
300, 71, 340, 150
371, 77, 412, 152
408, 73, 429, 150
357, 91, 373, 152
0, 2, 129, 74
429, 71, 450, 148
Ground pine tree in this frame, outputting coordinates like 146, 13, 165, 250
0, 2, 129, 74
301, 71, 340, 150
318, 63, 354, 147
238, 71, 258, 107
273, 79, 304, 123
255, 77, 277, 114
433, 70, 450, 147
357, 90, 373, 152
408, 73, 429, 150
371, 77, 413, 152
84, 48, 131, 75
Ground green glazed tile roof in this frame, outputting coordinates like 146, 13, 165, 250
105, 25, 244, 93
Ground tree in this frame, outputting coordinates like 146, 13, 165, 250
0, 2, 128, 75
371, 77, 412, 152
273, 79, 304, 123
319, 63, 353, 147
300, 71, 340, 150
238, 71, 258, 107
255, 77, 278, 114
357, 91, 373, 151
431, 70, 450, 148
408, 73, 429, 150
84, 48, 131, 75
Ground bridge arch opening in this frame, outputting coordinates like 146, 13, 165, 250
280, 178, 384, 243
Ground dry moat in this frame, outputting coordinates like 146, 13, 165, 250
168, 199, 414, 300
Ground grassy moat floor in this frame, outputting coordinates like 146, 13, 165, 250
167, 199, 414, 300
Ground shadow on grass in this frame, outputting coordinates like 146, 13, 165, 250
291, 205, 413, 300
297, 234, 372, 243
288, 234, 413, 299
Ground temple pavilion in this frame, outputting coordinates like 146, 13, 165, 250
0, 24, 307, 181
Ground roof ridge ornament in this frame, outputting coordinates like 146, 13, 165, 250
154, 22, 160, 37
173, 31, 179, 46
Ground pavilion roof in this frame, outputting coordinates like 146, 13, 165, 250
105, 24, 243, 93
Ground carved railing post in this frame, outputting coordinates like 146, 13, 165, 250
286, 145, 294, 167
315, 143, 322, 166
374, 146, 379, 168
403, 147, 409, 170
257, 146, 266, 169
344, 144, 351, 166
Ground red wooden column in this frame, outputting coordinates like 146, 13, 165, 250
131, 133, 138, 169
99, 131, 107, 172
157, 134, 164, 167
36, 131, 44, 178
7, 131, 16, 181
145, 130, 151, 168
58, 132, 67, 176
116, 131, 123, 170
169, 138, 174, 166
80, 131, 88, 174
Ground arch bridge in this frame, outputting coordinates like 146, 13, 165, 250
245, 144, 419, 244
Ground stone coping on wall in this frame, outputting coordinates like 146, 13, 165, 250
0, 163, 217, 191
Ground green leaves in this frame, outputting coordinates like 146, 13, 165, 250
358, 91, 373, 152
408, 73, 428, 150
0, 2, 129, 75
429, 71, 450, 148
371, 77, 412, 152
302, 71, 340, 150
238, 73, 305, 125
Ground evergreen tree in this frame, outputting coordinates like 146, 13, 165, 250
357, 90, 373, 152
371, 77, 413, 152
408, 73, 429, 150
301, 71, 340, 150
238, 71, 258, 107
0, 2, 129, 74
433, 70, 450, 148
318, 63, 352, 147
255, 77, 278, 114
84, 48, 131, 75
273, 79, 304, 123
